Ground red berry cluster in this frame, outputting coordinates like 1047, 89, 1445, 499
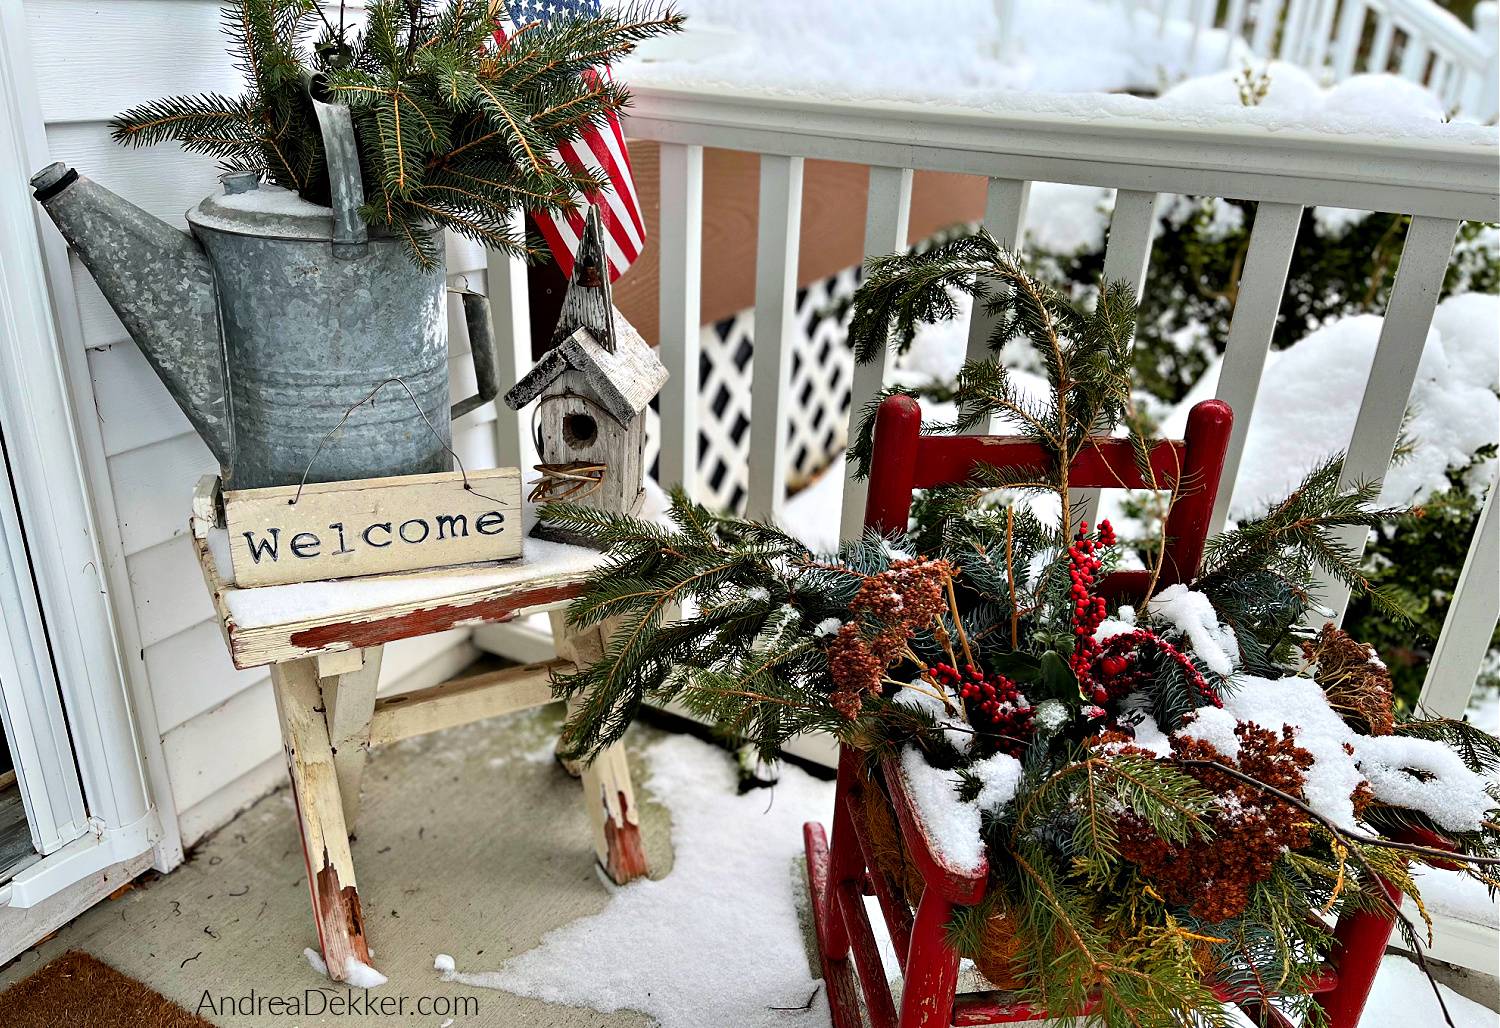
1096, 628, 1221, 707
1067, 520, 1113, 700
932, 662, 1035, 757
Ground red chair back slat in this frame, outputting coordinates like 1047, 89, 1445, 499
862, 394, 1234, 594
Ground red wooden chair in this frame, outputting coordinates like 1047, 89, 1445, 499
802, 394, 1403, 1028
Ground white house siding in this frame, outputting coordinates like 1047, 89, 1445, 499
22, 0, 498, 849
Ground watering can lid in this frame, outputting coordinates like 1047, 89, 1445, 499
187, 176, 345, 242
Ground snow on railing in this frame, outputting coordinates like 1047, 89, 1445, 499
1107, 0, 1498, 120
487, 81, 1496, 729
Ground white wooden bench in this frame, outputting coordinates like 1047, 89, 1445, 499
189, 476, 646, 984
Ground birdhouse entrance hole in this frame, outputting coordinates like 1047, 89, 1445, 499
564, 412, 598, 448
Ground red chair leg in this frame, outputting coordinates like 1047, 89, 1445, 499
804, 822, 864, 1028
824, 748, 866, 961
1316, 877, 1402, 1028
899, 884, 962, 1028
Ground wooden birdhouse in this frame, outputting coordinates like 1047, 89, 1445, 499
504, 206, 668, 546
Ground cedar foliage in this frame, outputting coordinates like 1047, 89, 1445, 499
112, 0, 681, 267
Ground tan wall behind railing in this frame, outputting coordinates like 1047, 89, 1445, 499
611, 142, 989, 343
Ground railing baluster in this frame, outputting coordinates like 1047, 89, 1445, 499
1188, 0, 1214, 70
1281, 0, 1312, 63
1223, 0, 1251, 64
655, 142, 704, 496
1101, 190, 1159, 295
1419, 471, 1498, 720
1305, 0, 1338, 69
1318, 215, 1460, 622
1399, 30, 1429, 79
839, 165, 913, 542
1209, 202, 1303, 534
1368, 14, 1396, 71
1079, 188, 1160, 529
746, 154, 804, 521
487, 208, 533, 475
1478, 3, 1500, 122
962, 177, 1033, 435
1332, 0, 1367, 78
1441, 60, 1462, 108
1252, 0, 1286, 57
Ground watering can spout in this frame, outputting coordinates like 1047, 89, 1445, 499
31, 162, 232, 466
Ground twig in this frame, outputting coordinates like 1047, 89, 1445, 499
1178, 760, 1500, 866
944, 574, 975, 668
1006, 508, 1020, 649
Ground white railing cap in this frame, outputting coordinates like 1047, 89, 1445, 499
625, 83, 1499, 222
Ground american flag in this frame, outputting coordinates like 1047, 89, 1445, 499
496, 0, 645, 282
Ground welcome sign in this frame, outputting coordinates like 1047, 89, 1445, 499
223, 468, 522, 587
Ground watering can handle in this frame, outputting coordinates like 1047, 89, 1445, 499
451, 289, 501, 420
307, 81, 369, 258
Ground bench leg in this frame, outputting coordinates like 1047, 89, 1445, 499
549, 611, 650, 884
321, 647, 384, 835
272, 658, 372, 984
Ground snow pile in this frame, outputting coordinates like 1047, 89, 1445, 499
1357, 734, 1495, 831
898, 746, 1022, 874
1095, 604, 1138, 645
440, 734, 834, 1028
1159, 61, 1324, 112
1165, 293, 1500, 518
1410, 865, 1500, 926
899, 748, 985, 873
622, 0, 1244, 101
1146, 584, 1239, 676
971, 750, 1026, 810
618, 0, 1494, 143
302, 947, 389, 989
1357, 954, 1499, 1028
1322, 74, 1449, 124
1161, 68, 1448, 126
1176, 674, 1495, 832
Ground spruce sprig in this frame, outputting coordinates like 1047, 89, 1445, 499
846, 234, 1145, 536
111, 0, 683, 267
543, 491, 867, 762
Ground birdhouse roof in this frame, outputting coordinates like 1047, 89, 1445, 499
504, 321, 666, 424
503, 205, 667, 422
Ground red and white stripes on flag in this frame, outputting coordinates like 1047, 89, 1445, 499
492, 22, 645, 282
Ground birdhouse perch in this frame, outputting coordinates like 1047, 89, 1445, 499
504, 206, 668, 547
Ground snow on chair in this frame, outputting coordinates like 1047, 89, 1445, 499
801, 393, 1412, 1028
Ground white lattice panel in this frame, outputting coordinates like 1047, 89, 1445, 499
643, 265, 860, 514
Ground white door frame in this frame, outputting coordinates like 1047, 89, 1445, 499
0, 432, 89, 863
0, 0, 174, 909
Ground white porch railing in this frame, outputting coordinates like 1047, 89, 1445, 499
491, 82, 1496, 713
1133, 0, 1498, 120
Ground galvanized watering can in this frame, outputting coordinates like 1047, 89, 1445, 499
31, 98, 498, 491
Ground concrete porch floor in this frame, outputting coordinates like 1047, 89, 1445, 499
0, 702, 676, 1027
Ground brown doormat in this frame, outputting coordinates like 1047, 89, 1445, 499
0, 950, 216, 1027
